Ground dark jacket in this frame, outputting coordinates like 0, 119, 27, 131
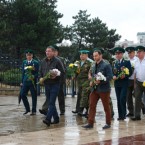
39, 56, 65, 84
91, 60, 113, 92
22, 59, 39, 84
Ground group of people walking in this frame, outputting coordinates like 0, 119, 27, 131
20, 45, 145, 129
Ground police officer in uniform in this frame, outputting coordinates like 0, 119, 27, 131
112, 47, 132, 120
21, 49, 39, 115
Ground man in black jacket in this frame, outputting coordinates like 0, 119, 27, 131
39, 46, 65, 126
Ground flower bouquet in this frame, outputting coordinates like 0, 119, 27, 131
67, 61, 80, 77
143, 81, 145, 87
38, 69, 61, 85
24, 66, 35, 88
117, 66, 129, 79
91, 72, 106, 89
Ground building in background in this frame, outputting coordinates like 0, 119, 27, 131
115, 39, 134, 48
137, 32, 145, 46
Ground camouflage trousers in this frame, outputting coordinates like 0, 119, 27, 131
79, 80, 90, 108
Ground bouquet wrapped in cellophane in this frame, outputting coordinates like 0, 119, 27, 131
66, 61, 80, 78
38, 69, 61, 85
116, 66, 129, 79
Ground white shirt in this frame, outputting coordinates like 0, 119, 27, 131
134, 57, 145, 82
87, 57, 94, 63
28, 60, 32, 64
129, 56, 138, 80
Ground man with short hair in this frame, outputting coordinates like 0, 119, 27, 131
72, 50, 92, 116
82, 49, 113, 129
39, 45, 66, 116
113, 47, 132, 120
21, 49, 39, 115
125, 47, 138, 117
132, 46, 145, 121
40, 46, 65, 126
89, 48, 115, 119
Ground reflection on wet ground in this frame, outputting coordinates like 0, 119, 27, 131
1, 88, 145, 145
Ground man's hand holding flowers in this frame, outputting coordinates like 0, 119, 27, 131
67, 61, 80, 78
90, 72, 106, 89
24, 65, 36, 88
116, 66, 129, 80
38, 69, 61, 85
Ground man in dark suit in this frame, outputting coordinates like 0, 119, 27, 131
21, 49, 39, 115
112, 47, 132, 120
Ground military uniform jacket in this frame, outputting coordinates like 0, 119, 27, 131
22, 59, 39, 84
76, 59, 92, 86
112, 58, 132, 86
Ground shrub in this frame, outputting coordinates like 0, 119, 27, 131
2, 69, 22, 86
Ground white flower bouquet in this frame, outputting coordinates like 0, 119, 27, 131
38, 69, 61, 85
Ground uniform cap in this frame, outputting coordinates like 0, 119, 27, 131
79, 50, 90, 54
125, 47, 135, 53
113, 47, 125, 53
25, 49, 34, 55
135, 45, 145, 52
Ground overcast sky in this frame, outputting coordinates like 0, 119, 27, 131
57, 0, 145, 43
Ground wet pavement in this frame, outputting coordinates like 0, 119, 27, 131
0, 88, 145, 145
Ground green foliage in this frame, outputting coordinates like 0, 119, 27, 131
0, 0, 64, 57
64, 10, 121, 52
2, 69, 22, 86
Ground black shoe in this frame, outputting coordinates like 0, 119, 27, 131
117, 117, 126, 121
126, 113, 134, 117
51, 120, 59, 124
23, 111, 30, 115
72, 110, 78, 114
30, 112, 36, 116
77, 112, 83, 116
131, 117, 141, 121
60, 112, 65, 115
142, 108, 145, 115
43, 119, 51, 126
111, 115, 114, 120
82, 124, 93, 129
102, 124, 111, 129
39, 109, 47, 115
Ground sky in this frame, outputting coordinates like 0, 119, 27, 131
56, 0, 145, 43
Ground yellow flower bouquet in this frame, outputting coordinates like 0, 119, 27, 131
66, 61, 80, 77
117, 66, 129, 79
143, 81, 145, 87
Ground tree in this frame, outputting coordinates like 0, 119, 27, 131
64, 10, 121, 53
0, 0, 64, 58
64, 10, 91, 50
87, 17, 121, 49
0, 0, 12, 52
